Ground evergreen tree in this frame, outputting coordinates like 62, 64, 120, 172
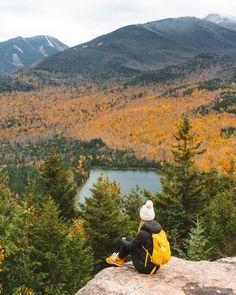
154, 190, 186, 253
3, 165, 40, 196
28, 199, 93, 294
183, 217, 212, 261
0, 189, 37, 295
208, 190, 236, 258
40, 152, 77, 220
168, 113, 206, 218
155, 114, 206, 249
66, 229, 94, 291
122, 186, 145, 235
79, 174, 129, 271
0, 168, 10, 199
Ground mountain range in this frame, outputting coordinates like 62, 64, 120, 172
1, 14, 236, 81
0, 35, 68, 74
32, 16, 236, 80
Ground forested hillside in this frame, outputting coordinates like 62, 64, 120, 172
0, 77, 235, 174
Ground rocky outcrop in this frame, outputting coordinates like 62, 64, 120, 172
76, 257, 236, 295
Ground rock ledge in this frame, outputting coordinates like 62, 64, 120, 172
76, 257, 236, 295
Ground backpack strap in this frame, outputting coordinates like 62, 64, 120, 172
142, 245, 151, 267
142, 245, 157, 275
150, 265, 157, 275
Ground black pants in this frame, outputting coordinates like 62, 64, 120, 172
118, 237, 159, 274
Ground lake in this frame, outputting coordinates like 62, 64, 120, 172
77, 168, 162, 203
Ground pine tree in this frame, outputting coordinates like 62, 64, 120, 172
155, 114, 206, 248
40, 152, 77, 220
79, 174, 129, 271
0, 168, 10, 199
154, 190, 186, 253
28, 199, 93, 294
28, 199, 66, 294
0, 189, 32, 294
169, 113, 206, 218
122, 186, 145, 235
66, 230, 94, 291
208, 190, 236, 258
183, 217, 212, 261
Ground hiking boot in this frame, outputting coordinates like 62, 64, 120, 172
106, 252, 124, 267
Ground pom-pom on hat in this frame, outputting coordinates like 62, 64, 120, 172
140, 200, 155, 221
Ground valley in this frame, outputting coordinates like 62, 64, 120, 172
0, 77, 235, 174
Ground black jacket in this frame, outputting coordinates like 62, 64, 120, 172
121, 220, 162, 274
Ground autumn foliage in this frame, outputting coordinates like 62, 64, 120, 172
0, 82, 235, 174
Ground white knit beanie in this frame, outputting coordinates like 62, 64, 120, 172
139, 200, 155, 221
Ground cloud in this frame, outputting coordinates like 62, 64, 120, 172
0, 0, 236, 46
0, 0, 42, 14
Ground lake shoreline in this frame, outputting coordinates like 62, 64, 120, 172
91, 166, 164, 175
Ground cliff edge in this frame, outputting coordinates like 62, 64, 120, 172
76, 256, 236, 295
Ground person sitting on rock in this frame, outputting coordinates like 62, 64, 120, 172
106, 200, 163, 275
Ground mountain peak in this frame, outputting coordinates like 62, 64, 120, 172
26, 35, 68, 52
204, 14, 236, 31
205, 13, 236, 23
0, 35, 69, 74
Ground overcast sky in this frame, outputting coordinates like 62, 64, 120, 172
1, 0, 236, 46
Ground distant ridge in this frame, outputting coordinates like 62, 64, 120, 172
34, 16, 236, 79
0, 35, 68, 74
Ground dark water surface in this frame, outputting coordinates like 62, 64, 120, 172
77, 168, 162, 203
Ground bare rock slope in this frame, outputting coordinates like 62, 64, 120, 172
76, 257, 236, 295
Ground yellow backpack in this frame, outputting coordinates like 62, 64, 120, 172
143, 230, 171, 274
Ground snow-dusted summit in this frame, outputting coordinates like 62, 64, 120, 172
0, 35, 68, 74
35, 16, 236, 79
204, 13, 236, 30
